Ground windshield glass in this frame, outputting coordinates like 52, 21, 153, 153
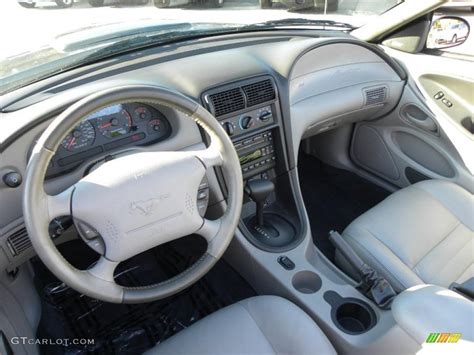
0, 0, 403, 94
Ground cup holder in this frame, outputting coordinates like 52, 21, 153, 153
335, 302, 375, 334
324, 291, 377, 334
292, 271, 322, 294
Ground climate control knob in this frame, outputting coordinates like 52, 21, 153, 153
259, 111, 272, 122
222, 122, 234, 136
240, 116, 255, 130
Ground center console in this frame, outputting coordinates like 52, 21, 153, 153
202, 76, 419, 355
200, 71, 433, 355
202, 76, 302, 251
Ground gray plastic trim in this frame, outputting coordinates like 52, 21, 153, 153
289, 42, 405, 164
0, 266, 40, 355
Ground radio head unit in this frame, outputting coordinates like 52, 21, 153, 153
235, 131, 276, 179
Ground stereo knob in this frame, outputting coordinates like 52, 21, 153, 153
222, 122, 234, 136
240, 116, 254, 130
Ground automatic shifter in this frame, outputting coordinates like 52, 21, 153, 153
245, 179, 275, 227
244, 179, 295, 247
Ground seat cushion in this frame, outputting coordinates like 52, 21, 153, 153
341, 180, 474, 292
146, 295, 336, 355
392, 285, 474, 345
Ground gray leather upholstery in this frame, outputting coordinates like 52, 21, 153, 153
392, 284, 474, 345
146, 296, 336, 355
341, 180, 473, 292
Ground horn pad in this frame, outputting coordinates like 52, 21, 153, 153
71, 151, 206, 261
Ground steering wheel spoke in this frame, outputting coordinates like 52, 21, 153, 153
87, 256, 119, 283
197, 218, 222, 242
193, 144, 224, 169
46, 185, 74, 219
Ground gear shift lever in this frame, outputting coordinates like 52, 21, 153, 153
245, 179, 275, 227
244, 179, 295, 247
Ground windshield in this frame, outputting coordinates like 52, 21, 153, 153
0, 0, 403, 94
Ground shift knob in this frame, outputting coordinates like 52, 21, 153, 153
245, 179, 274, 227
245, 179, 274, 203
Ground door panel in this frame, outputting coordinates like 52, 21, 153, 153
350, 82, 474, 193
419, 74, 473, 134
399, 102, 439, 134
381, 46, 473, 176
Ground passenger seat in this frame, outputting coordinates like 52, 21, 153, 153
339, 180, 473, 292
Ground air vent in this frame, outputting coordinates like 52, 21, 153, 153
243, 79, 276, 107
208, 88, 245, 117
7, 227, 31, 256
365, 86, 387, 106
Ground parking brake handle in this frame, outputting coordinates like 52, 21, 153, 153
329, 230, 396, 310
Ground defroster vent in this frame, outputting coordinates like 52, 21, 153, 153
7, 227, 31, 256
243, 79, 276, 107
208, 87, 245, 117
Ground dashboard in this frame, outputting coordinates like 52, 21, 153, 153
42, 103, 171, 178
0, 32, 407, 271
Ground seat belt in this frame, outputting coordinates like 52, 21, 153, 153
329, 231, 397, 310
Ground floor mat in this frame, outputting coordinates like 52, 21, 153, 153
34, 236, 256, 355
298, 153, 390, 260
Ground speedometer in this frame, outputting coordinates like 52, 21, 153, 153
60, 121, 96, 152
96, 109, 132, 139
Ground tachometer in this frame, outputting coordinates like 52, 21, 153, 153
96, 109, 132, 139
60, 121, 96, 152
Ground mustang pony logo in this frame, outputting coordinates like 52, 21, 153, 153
129, 195, 170, 216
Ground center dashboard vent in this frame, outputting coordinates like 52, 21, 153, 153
208, 87, 245, 117
242, 79, 276, 107
206, 78, 276, 117
6, 227, 32, 256
364, 86, 388, 106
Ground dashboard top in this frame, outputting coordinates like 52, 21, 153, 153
0, 33, 404, 149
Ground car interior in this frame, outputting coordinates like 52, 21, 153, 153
0, 1, 473, 354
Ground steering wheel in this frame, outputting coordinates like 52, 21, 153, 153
23, 85, 243, 303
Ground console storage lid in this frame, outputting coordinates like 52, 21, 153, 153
392, 285, 473, 347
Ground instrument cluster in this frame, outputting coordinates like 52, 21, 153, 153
46, 103, 171, 178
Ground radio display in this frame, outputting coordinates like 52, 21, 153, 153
239, 149, 262, 165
